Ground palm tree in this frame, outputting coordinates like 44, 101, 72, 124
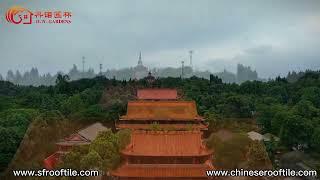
56, 74, 70, 85
56, 74, 70, 93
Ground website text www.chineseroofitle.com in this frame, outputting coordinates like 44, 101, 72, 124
206, 168, 317, 177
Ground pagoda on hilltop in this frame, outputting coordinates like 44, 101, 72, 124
133, 52, 148, 80
111, 88, 214, 179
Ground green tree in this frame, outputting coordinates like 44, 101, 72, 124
60, 129, 130, 171
257, 104, 288, 134
60, 94, 86, 115
292, 100, 319, 119
271, 110, 290, 136
301, 87, 320, 108
219, 95, 254, 118
209, 74, 223, 84
311, 127, 320, 152
0, 127, 20, 171
89, 130, 121, 170
56, 74, 70, 94
117, 129, 131, 150
264, 138, 278, 165
204, 110, 220, 132
75, 105, 108, 122
80, 88, 103, 106
239, 81, 266, 96
80, 150, 103, 170
61, 151, 82, 170
282, 114, 313, 146
267, 85, 289, 103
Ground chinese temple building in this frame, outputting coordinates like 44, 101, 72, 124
112, 89, 213, 179
137, 88, 178, 100
121, 130, 212, 164
116, 88, 208, 131
116, 100, 208, 131
43, 123, 108, 169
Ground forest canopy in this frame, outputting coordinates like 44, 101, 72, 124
0, 70, 320, 173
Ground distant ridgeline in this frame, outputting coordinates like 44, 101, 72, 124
1, 63, 263, 86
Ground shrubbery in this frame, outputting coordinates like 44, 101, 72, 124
59, 129, 131, 171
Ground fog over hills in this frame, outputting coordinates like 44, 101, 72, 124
1, 62, 260, 86
1, 0, 320, 79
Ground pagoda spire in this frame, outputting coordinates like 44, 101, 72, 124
138, 51, 143, 66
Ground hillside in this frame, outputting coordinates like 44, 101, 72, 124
4, 119, 86, 179
0, 71, 319, 178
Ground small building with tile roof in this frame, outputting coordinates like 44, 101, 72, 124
43, 123, 108, 169
247, 131, 264, 141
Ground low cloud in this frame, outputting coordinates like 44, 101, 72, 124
0, 0, 320, 78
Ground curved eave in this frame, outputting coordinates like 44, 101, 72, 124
121, 150, 213, 157
115, 123, 208, 130
55, 141, 90, 146
119, 117, 204, 121
110, 163, 215, 178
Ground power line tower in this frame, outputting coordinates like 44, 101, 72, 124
82, 56, 86, 73
82, 56, 86, 78
99, 63, 103, 75
181, 61, 185, 79
189, 50, 193, 67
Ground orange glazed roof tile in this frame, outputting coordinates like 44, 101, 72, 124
111, 163, 213, 178
121, 101, 203, 121
122, 130, 212, 157
116, 123, 208, 130
137, 88, 178, 100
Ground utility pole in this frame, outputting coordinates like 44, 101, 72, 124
99, 63, 103, 75
189, 50, 193, 75
82, 56, 86, 78
82, 56, 85, 73
189, 50, 193, 67
181, 61, 185, 79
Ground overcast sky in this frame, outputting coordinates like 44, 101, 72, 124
0, 0, 320, 78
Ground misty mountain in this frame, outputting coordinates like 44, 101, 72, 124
2, 63, 261, 86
